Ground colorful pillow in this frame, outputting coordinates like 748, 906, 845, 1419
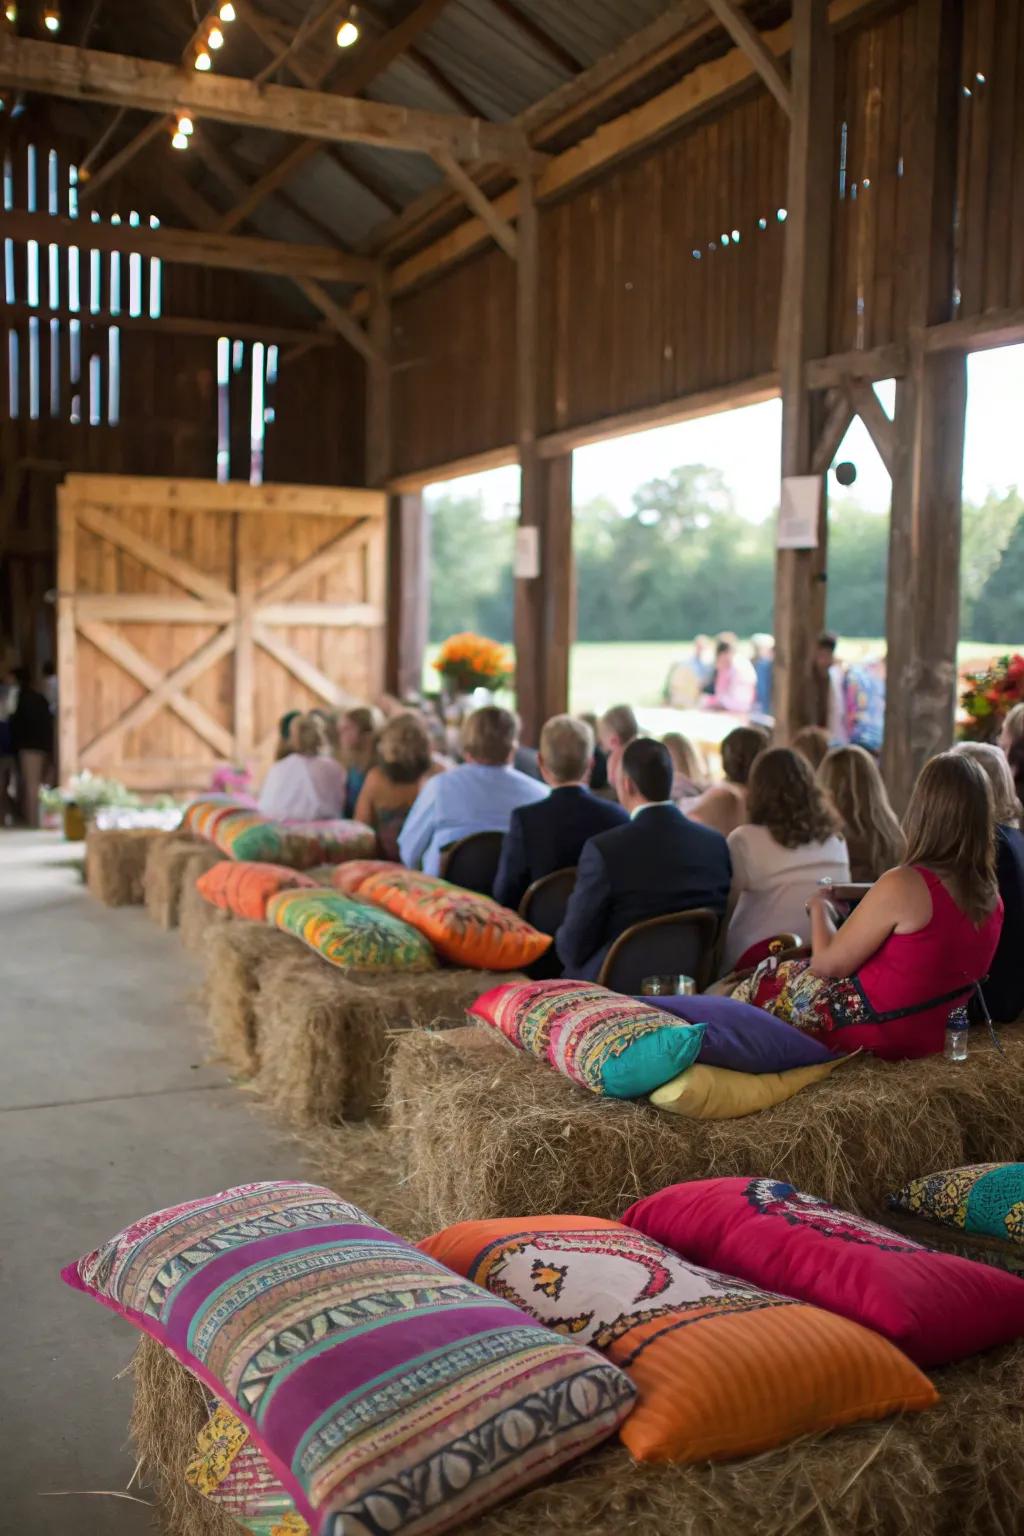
359, 869, 551, 970
419, 1215, 936, 1463
649, 1057, 845, 1118
63, 1183, 635, 1536
187, 1399, 309, 1533
213, 816, 376, 870
196, 860, 317, 921
181, 796, 253, 840
625, 1177, 1024, 1367
330, 859, 397, 896
888, 1164, 1024, 1246
470, 980, 706, 1097
267, 888, 438, 973
637, 993, 839, 1072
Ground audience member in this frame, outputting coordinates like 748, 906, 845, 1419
686, 724, 768, 837
662, 731, 707, 804
845, 654, 886, 753
398, 706, 547, 875
10, 667, 53, 828
556, 737, 731, 980
701, 633, 757, 714
275, 710, 301, 761
579, 711, 609, 792
493, 715, 627, 911
354, 713, 441, 861
597, 703, 639, 798
818, 745, 903, 882
733, 752, 1003, 1060
0, 669, 17, 825
663, 636, 713, 708
813, 631, 848, 744
339, 706, 379, 816
792, 725, 831, 772
722, 747, 849, 971
952, 742, 1024, 1023
751, 634, 774, 717
258, 711, 346, 821
1000, 701, 1024, 812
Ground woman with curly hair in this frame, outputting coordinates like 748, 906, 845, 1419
354, 712, 442, 860
721, 746, 849, 971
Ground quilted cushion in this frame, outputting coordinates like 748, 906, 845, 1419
63, 1182, 634, 1536
358, 868, 551, 971
625, 1177, 1024, 1367
213, 815, 376, 870
888, 1164, 1024, 1246
267, 888, 438, 973
419, 1215, 936, 1463
470, 980, 705, 1097
196, 860, 317, 921
330, 859, 398, 896
637, 993, 839, 1072
649, 1057, 845, 1118
181, 796, 254, 840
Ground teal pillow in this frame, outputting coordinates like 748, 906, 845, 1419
888, 1163, 1024, 1246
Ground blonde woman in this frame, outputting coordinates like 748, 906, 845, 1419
258, 712, 346, 821
953, 741, 1024, 1022
734, 752, 1003, 1059
818, 745, 904, 881
339, 705, 380, 815
662, 731, 707, 804
1000, 701, 1024, 812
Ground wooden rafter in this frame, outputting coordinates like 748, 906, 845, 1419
2, 210, 375, 285
703, 0, 792, 117
434, 149, 518, 260
0, 34, 528, 161
293, 278, 381, 363
810, 388, 855, 475
487, 0, 581, 75
845, 379, 895, 476
1, 299, 335, 348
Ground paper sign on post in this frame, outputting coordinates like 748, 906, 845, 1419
514, 525, 541, 579
778, 476, 822, 549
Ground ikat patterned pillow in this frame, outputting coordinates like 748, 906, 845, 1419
63, 1182, 635, 1536
181, 797, 254, 841
358, 868, 551, 970
267, 888, 438, 973
888, 1164, 1024, 1246
214, 816, 376, 870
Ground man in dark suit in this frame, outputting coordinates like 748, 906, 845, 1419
493, 715, 627, 911
556, 736, 731, 981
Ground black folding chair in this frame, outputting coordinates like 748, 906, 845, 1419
440, 831, 505, 896
597, 908, 720, 996
518, 866, 577, 980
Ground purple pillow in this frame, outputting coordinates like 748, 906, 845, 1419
634, 993, 839, 1072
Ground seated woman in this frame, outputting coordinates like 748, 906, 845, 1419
339, 706, 380, 817
952, 742, 1024, 1023
733, 752, 1004, 1060
818, 744, 904, 882
354, 713, 441, 861
662, 731, 708, 805
722, 747, 850, 972
257, 711, 347, 821
792, 725, 830, 771
1001, 701, 1024, 813
686, 724, 768, 837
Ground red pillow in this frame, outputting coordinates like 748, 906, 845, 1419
196, 859, 316, 921
624, 1177, 1024, 1368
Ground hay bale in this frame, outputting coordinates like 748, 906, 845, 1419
254, 961, 523, 1127
144, 832, 205, 929
130, 1331, 1024, 1536
202, 921, 299, 1077
85, 827, 164, 906
387, 1025, 1024, 1230
177, 848, 229, 956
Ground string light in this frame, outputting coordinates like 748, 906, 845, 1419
42, 3, 61, 30
218, 0, 236, 18
207, 22, 224, 47
4, 3, 17, 23
194, 46, 212, 69
171, 130, 189, 150
177, 115, 194, 136
336, 14, 359, 46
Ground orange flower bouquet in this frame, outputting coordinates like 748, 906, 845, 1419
433, 632, 513, 694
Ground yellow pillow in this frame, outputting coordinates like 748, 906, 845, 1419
650, 1058, 842, 1118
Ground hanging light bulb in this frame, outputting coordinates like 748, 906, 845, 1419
4, 3, 17, 24
171, 130, 189, 150
218, 1, 236, 19
336, 13, 359, 47
194, 46, 212, 69
177, 115, 194, 136
42, 3, 61, 30
207, 22, 224, 47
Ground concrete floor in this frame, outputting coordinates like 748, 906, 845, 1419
0, 831, 310, 1534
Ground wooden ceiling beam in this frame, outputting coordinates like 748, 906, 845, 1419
1, 298, 337, 348
703, 0, 791, 117
0, 34, 529, 161
433, 148, 518, 259
2, 210, 376, 284
485, 0, 582, 75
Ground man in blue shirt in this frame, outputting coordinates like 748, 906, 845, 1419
398, 706, 548, 876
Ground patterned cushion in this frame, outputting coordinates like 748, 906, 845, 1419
196, 861, 317, 922
358, 869, 551, 971
638, 993, 840, 1072
213, 815, 376, 870
329, 859, 398, 896
267, 888, 438, 973
625, 1177, 1024, 1368
470, 980, 705, 1097
888, 1164, 1024, 1246
186, 1400, 309, 1534
181, 796, 254, 840
419, 1216, 936, 1463
649, 1057, 845, 1118
63, 1182, 635, 1536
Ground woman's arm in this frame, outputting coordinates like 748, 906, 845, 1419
808, 867, 920, 978
353, 770, 377, 828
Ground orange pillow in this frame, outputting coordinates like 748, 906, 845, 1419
196, 860, 316, 921
329, 859, 397, 896
419, 1215, 937, 1463
358, 869, 551, 971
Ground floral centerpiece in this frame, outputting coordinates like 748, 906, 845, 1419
959, 653, 1024, 740
40, 771, 142, 840
433, 632, 513, 697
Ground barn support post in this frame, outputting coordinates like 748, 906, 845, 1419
772, 0, 834, 742
882, 0, 965, 810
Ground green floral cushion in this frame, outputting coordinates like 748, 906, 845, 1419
267, 888, 437, 973
213, 816, 376, 870
888, 1164, 1024, 1246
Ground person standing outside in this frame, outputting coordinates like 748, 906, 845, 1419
813, 632, 849, 745
701, 634, 757, 714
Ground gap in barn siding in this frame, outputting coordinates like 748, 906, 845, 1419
7, 330, 19, 418
49, 317, 60, 417
88, 353, 101, 426
216, 335, 231, 483
250, 341, 266, 486
107, 327, 120, 425
27, 314, 40, 419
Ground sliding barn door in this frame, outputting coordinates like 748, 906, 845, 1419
57, 474, 386, 794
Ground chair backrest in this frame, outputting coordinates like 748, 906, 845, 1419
597, 908, 720, 995
440, 831, 506, 896
519, 866, 577, 933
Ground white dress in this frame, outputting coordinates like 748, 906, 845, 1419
257, 754, 347, 822
723, 823, 850, 971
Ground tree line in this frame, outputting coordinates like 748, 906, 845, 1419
428, 466, 1023, 646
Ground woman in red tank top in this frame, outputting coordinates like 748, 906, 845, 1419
735, 753, 1003, 1060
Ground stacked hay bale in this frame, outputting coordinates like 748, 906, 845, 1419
202, 921, 299, 1077
177, 848, 229, 955
144, 831, 208, 929
84, 827, 166, 906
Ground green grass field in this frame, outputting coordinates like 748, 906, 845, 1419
426, 639, 1011, 716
